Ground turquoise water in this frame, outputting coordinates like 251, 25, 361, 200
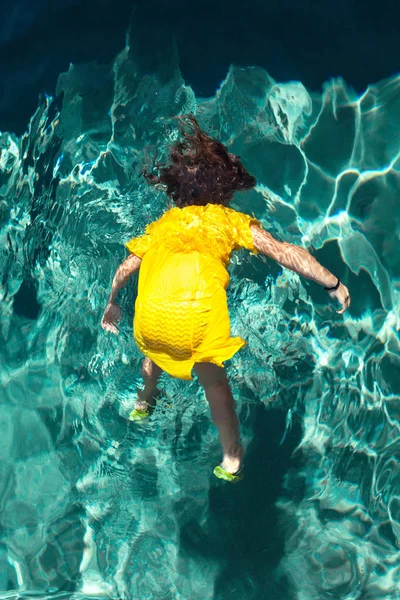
1, 38, 400, 599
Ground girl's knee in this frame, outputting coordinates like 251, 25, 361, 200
194, 362, 227, 390
142, 357, 161, 379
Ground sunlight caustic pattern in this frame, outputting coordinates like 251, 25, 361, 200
1, 39, 400, 599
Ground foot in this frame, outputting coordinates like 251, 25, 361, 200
128, 397, 153, 422
213, 464, 244, 483
134, 399, 151, 411
221, 456, 242, 475
129, 387, 167, 422
129, 388, 162, 421
136, 386, 160, 409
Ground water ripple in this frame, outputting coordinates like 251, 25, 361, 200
1, 36, 400, 600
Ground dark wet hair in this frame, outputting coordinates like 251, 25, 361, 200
144, 115, 256, 207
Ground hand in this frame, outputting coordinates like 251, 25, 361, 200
328, 282, 351, 314
101, 302, 121, 334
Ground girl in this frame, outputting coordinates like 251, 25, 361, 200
101, 116, 350, 482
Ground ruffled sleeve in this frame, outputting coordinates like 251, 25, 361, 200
225, 208, 260, 252
126, 221, 157, 258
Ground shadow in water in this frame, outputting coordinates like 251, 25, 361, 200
179, 402, 302, 599
13, 278, 41, 320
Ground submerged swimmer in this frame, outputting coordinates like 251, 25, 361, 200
101, 116, 350, 482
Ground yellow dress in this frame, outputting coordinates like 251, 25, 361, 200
126, 204, 259, 379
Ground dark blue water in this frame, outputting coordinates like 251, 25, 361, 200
1, 0, 400, 134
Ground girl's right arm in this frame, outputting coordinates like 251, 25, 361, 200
101, 254, 142, 334
250, 224, 350, 314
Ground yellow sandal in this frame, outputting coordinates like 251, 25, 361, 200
213, 465, 244, 483
129, 407, 150, 421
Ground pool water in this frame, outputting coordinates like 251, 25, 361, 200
1, 36, 400, 599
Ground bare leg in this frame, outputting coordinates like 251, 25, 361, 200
194, 362, 244, 474
135, 357, 162, 410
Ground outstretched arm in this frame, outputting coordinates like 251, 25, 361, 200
250, 224, 350, 314
101, 254, 142, 334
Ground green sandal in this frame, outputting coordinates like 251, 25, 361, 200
213, 465, 244, 483
129, 408, 150, 421
129, 388, 167, 422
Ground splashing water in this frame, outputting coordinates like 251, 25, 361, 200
1, 36, 400, 600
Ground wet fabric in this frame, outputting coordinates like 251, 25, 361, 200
126, 204, 259, 379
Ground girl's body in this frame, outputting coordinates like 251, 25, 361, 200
102, 117, 350, 482
127, 203, 259, 380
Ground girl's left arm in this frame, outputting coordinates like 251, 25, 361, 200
250, 224, 350, 314
101, 254, 142, 334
